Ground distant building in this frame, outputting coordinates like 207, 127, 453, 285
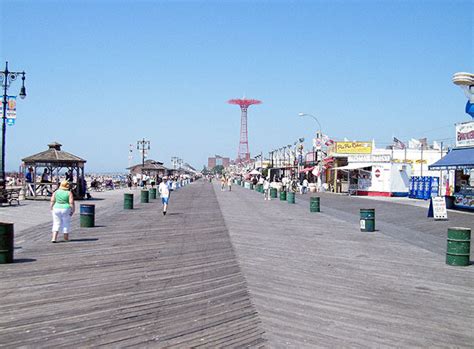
208, 155, 230, 169
127, 159, 168, 177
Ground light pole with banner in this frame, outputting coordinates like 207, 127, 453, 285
299, 112, 323, 190
1, 61, 26, 195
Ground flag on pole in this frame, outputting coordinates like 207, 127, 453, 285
393, 137, 406, 149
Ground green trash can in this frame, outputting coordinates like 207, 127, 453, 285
0, 222, 14, 264
250, 183, 254, 190
360, 209, 375, 232
270, 188, 277, 199
446, 227, 471, 266
80, 204, 95, 228
310, 196, 320, 212
141, 190, 149, 203
124, 193, 134, 209
287, 191, 295, 204
280, 191, 287, 201
149, 188, 157, 200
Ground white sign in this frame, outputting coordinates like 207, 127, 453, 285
348, 154, 391, 163
432, 196, 448, 220
456, 121, 474, 148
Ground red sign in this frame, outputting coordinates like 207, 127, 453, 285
375, 169, 381, 178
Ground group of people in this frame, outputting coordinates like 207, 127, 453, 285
49, 173, 189, 243
220, 176, 233, 191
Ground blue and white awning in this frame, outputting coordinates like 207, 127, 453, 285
428, 147, 474, 170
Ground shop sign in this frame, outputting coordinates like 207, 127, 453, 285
456, 121, 474, 148
375, 169, 381, 178
432, 197, 447, 220
335, 141, 372, 154
348, 154, 391, 163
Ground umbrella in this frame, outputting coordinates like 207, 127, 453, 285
249, 169, 261, 175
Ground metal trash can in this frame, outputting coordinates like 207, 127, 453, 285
270, 188, 277, 199
446, 227, 471, 266
310, 196, 320, 212
141, 190, 149, 203
124, 193, 133, 209
280, 191, 287, 201
149, 188, 157, 200
360, 209, 375, 232
80, 204, 95, 228
287, 191, 295, 204
0, 222, 14, 264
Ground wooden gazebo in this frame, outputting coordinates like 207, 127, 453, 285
22, 142, 87, 200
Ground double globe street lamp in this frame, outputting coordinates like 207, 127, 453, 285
1, 61, 26, 193
298, 112, 323, 189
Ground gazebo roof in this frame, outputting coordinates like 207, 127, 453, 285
22, 142, 86, 165
127, 159, 168, 172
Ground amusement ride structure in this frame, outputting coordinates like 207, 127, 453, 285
228, 98, 261, 164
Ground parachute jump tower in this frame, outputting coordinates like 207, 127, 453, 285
228, 98, 262, 164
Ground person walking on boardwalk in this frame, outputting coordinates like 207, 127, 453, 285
158, 176, 170, 216
50, 180, 75, 243
227, 177, 232, 192
221, 176, 226, 191
263, 177, 271, 200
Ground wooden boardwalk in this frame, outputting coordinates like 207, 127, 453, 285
214, 183, 474, 348
0, 182, 265, 348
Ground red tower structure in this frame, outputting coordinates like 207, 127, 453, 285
228, 98, 261, 164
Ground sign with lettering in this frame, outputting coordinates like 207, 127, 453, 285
432, 196, 448, 220
348, 154, 391, 163
335, 142, 372, 154
456, 121, 474, 148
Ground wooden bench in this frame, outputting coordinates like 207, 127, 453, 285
0, 188, 21, 206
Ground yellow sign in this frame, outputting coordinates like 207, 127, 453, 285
335, 142, 372, 154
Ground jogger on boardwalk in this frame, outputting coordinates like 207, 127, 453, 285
158, 176, 170, 216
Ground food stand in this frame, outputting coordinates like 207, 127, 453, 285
429, 121, 474, 209
334, 154, 412, 196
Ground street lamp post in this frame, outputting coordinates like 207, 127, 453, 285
1, 62, 26, 193
136, 138, 150, 173
299, 112, 323, 190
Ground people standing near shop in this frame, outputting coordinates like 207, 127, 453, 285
263, 177, 271, 200
50, 180, 75, 243
281, 175, 288, 192
302, 177, 309, 194
158, 176, 170, 216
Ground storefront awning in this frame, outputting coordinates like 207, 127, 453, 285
428, 147, 474, 170
332, 163, 373, 170
299, 166, 315, 173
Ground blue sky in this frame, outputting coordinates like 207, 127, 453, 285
1, 0, 472, 172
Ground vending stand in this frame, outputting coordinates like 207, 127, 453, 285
429, 121, 474, 209
335, 154, 412, 197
